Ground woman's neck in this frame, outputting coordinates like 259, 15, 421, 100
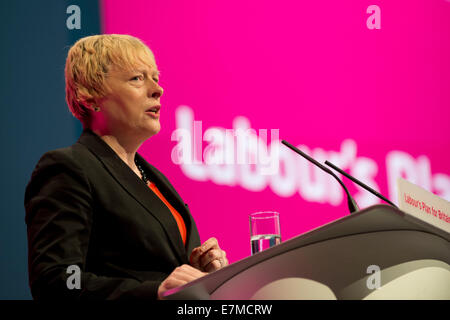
100, 134, 140, 166
90, 128, 144, 173
86, 119, 149, 174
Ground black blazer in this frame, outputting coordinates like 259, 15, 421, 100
24, 129, 201, 300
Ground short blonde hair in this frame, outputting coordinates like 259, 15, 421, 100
65, 34, 155, 123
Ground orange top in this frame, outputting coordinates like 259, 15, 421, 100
147, 181, 187, 245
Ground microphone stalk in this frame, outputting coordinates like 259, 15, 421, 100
281, 140, 359, 214
324, 160, 398, 208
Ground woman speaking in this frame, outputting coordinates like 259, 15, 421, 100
24, 34, 228, 300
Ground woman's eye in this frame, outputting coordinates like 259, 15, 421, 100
131, 75, 143, 81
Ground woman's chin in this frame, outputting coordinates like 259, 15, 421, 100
144, 123, 161, 137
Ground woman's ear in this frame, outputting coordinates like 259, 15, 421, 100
79, 97, 100, 112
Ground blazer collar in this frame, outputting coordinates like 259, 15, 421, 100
77, 129, 192, 264
134, 153, 199, 255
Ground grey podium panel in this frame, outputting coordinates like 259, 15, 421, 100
212, 231, 449, 299
163, 205, 450, 300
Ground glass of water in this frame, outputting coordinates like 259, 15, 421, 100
249, 211, 281, 255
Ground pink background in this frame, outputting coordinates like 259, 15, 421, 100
102, 1, 450, 263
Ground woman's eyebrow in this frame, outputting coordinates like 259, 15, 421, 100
132, 68, 160, 77
151, 69, 161, 77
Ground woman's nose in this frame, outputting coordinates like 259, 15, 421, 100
149, 81, 163, 99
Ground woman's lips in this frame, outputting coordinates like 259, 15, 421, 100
145, 110, 160, 119
145, 106, 161, 119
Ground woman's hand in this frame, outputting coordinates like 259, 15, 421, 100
189, 237, 229, 273
157, 264, 206, 299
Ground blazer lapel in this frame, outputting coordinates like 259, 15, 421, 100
77, 130, 188, 264
135, 153, 200, 254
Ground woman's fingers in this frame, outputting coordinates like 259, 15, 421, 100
203, 250, 228, 272
171, 264, 205, 283
199, 248, 223, 269
158, 264, 206, 299
190, 237, 219, 268
189, 237, 229, 273
204, 259, 222, 273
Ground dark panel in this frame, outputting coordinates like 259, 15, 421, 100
0, 0, 100, 299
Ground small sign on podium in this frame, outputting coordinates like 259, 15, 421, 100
397, 177, 450, 234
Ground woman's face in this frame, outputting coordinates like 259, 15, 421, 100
96, 58, 163, 139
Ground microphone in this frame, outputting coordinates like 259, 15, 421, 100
281, 140, 359, 214
324, 160, 398, 208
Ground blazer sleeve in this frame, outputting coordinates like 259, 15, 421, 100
24, 150, 162, 300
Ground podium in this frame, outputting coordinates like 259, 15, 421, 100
163, 204, 450, 300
